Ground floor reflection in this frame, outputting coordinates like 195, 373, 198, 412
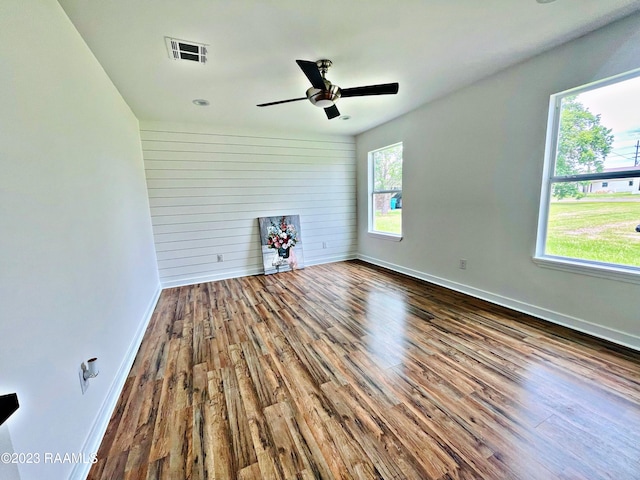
362, 289, 408, 367
506, 361, 640, 478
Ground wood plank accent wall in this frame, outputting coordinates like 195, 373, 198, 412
140, 124, 357, 287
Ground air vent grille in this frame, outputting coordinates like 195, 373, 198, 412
165, 37, 207, 64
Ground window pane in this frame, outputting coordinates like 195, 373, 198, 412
372, 192, 402, 235
373, 144, 403, 192
554, 76, 640, 180
545, 183, 640, 267
539, 71, 640, 273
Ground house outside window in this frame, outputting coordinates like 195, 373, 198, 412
368, 143, 403, 239
535, 69, 640, 282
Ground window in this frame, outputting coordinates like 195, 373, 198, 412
369, 143, 403, 239
536, 69, 640, 281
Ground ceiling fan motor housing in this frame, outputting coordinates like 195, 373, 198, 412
306, 84, 341, 108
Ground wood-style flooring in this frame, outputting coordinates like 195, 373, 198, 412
89, 260, 640, 479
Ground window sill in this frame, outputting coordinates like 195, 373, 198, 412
367, 231, 403, 242
532, 255, 640, 285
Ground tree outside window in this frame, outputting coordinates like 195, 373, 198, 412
552, 96, 613, 200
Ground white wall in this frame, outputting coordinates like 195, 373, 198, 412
357, 12, 640, 350
0, 1, 160, 479
0, 424, 20, 480
140, 121, 357, 287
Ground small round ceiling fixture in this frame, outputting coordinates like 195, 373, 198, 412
192, 99, 210, 106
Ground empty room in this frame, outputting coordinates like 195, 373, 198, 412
2, 1, 640, 479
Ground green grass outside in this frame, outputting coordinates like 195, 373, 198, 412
546, 198, 640, 267
373, 209, 402, 235
374, 197, 640, 268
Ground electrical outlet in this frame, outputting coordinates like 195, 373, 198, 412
459, 259, 467, 270
322, 241, 328, 249
217, 254, 224, 262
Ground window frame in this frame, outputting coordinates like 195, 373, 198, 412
368, 142, 403, 241
534, 68, 640, 284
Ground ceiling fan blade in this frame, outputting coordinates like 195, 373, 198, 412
296, 60, 326, 90
257, 97, 307, 107
324, 105, 340, 120
340, 83, 399, 98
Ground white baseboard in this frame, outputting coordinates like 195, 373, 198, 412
69, 284, 162, 480
358, 254, 640, 352
161, 266, 264, 288
161, 253, 357, 289
304, 253, 357, 267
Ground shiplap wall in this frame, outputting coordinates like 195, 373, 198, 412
140, 122, 357, 287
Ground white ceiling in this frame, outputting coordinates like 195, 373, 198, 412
58, 0, 640, 136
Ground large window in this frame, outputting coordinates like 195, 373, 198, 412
536, 69, 640, 280
369, 143, 403, 239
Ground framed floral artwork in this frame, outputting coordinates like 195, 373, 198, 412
258, 215, 305, 275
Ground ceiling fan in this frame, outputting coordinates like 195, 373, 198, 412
257, 59, 399, 120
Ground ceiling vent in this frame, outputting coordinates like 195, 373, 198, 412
165, 37, 207, 64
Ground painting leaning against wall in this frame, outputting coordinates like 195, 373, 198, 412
258, 215, 305, 275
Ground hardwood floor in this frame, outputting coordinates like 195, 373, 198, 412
89, 260, 640, 479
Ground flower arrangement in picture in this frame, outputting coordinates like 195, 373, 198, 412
266, 216, 298, 258
258, 214, 305, 274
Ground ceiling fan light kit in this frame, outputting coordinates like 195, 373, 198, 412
257, 59, 399, 120
307, 85, 341, 108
